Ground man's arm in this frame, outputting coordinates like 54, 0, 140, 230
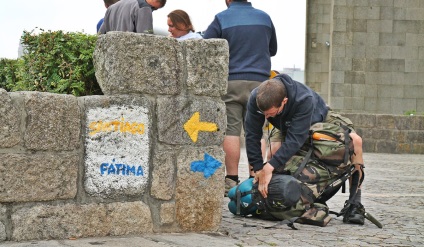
98, 10, 110, 34
245, 91, 266, 171
98, 23, 106, 34
97, 19, 104, 33
267, 97, 314, 170
254, 162, 274, 198
203, 16, 222, 39
269, 22, 277, 57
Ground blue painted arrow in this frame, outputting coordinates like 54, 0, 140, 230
190, 153, 222, 178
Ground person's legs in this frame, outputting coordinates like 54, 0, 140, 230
261, 121, 270, 161
261, 138, 267, 161
344, 132, 365, 224
350, 133, 364, 166
350, 132, 364, 198
324, 110, 366, 224
223, 135, 241, 196
267, 141, 282, 161
223, 135, 241, 176
266, 126, 283, 161
222, 101, 242, 195
223, 80, 261, 195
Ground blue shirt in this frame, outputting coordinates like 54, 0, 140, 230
97, 18, 104, 33
203, 2, 277, 82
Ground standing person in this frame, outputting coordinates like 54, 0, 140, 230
203, 0, 277, 196
98, 0, 167, 34
245, 73, 367, 225
97, 0, 120, 33
167, 10, 203, 41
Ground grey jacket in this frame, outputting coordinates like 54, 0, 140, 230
99, 0, 154, 34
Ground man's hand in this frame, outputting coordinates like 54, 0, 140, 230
253, 163, 274, 198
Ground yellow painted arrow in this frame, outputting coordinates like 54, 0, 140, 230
184, 112, 218, 143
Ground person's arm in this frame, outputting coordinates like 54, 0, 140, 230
269, 22, 277, 57
267, 97, 314, 170
97, 19, 104, 33
245, 91, 266, 171
98, 23, 106, 34
98, 10, 110, 34
135, 7, 153, 33
203, 16, 222, 39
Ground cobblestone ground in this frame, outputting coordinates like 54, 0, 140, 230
2, 153, 423, 247
218, 151, 424, 247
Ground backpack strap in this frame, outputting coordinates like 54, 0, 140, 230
242, 217, 299, 230
347, 164, 365, 202
235, 185, 257, 216
264, 217, 299, 230
235, 183, 242, 215
294, 124, 351, 179
292, 148, 313, 178
341, 125, 352, 166
316, 165, 355, 202
329, 164, 365, 218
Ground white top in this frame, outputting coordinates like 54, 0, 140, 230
177, 31, 203, 41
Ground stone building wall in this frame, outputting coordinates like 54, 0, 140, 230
305, 0, 424, 115
343, 113, 424, 154
0, 33, 229, 242
305, 0, 333, 102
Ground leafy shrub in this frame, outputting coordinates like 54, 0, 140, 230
0, 58, 21, 91
404, 110, 423, 116
1, 28, 102, 96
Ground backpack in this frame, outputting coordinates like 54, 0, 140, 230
305, 122, 354, 170
227, 123, 356, 227
280, 122, 354, 183
227, 178, 258, 216
228, 175, 334, 228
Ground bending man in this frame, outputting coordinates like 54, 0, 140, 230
244, 73, 366, 225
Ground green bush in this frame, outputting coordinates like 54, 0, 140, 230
404, 110, 424, 116
0, 58, 20, 91
0, 28, 102, 96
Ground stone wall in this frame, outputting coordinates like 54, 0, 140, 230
343, 113, 424, 154
0, 33, 229, 242
305, 0, 424, 115
305, 0, 332, 101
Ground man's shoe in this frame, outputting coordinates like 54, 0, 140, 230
224, 178, 238, 197
343, 201, 365, 225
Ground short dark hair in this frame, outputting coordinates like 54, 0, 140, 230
256, 79, 287, 112
158, 0, 167, 7
104, 0, 119, 8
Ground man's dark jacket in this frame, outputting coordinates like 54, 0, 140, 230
245, 74, 328, 172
